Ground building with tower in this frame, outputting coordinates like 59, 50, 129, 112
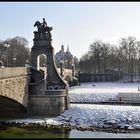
55, 45, 79, 70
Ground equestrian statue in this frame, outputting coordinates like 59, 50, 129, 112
34, 18, 53, 37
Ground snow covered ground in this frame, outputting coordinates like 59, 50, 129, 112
69, 82, 140, 103
2, 82, 140, 131
50, 103, 140, 130
51, 82, 140, 130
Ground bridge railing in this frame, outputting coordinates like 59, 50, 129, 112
38, 67, 73, 78
0, 67, 29, 79
57, 68, 72, 77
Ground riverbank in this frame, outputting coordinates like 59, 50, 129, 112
1, 82, 140, 136
0, 120, 137, 134
1, 123, 140, 138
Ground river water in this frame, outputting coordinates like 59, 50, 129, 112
70, 129, 140, 138
0, 125, 140, 138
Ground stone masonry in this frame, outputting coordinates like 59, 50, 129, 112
29, 19, 70, 117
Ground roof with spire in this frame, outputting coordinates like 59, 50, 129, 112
55, 44, 73, 61
65, 45, 73, 60
55, 44, 79, 69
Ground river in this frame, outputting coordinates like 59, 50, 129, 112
0, 125, 140, 138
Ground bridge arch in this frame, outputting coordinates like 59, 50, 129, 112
0, 95, 27, 118
37, 54, 47, 71
30, 45, 66, 85
30, 47, 49, 70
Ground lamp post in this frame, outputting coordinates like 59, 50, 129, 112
4, 43, 10, 67
25, 59, 29, 67
60, 59, 64, 77
0, 60, 3, 68
71, 63, 75, 77
13, 57, 16, 67
43, 63, 47, 91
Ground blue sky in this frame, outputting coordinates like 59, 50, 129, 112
0, 2, 140, 58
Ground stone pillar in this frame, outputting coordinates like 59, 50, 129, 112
29, 23, 70, 117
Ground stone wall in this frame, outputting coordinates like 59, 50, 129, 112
78, 73, 122, 82
0, 67, 28, 79
0, 75, 29, 108
29, 93, 67, 117
29, 79, 69, 117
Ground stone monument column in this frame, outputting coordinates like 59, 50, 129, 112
29, 19, 70, 116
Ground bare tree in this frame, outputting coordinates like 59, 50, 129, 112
79, 52, 91, 73
119, 36, 137, 82
0, 36, 30, 67
89, 40, 103, 74
79, 36, 139, 82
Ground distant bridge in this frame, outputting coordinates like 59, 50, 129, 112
39, 67, 72, 79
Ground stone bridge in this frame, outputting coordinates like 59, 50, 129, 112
0, 67, 29, 118
0, 67, 73, 118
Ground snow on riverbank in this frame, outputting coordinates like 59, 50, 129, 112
3, 103, 140, 130
46, 82, 140, 130
46, 103, 140, 130
69, 82, 140, 102
2, 82, 140, 131
57, 104, 140, 124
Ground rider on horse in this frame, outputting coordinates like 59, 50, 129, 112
34, 18, 53, 34
42, 18, 47, 28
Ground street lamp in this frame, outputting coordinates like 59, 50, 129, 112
25, 59, 29, 67
13, 57, 16, 67
71, 63, 75, 77
60, 59, 64, 77
4, 43, 10, 67
0, 60, 3, 68
42, 63, 47, 91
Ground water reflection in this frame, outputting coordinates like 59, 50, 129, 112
0, 125, 140, 138
70, 129, 140, 138
0, 126, 70, 138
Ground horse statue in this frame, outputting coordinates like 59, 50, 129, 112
34, 20, 53, 33
34, 21, 42, 32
